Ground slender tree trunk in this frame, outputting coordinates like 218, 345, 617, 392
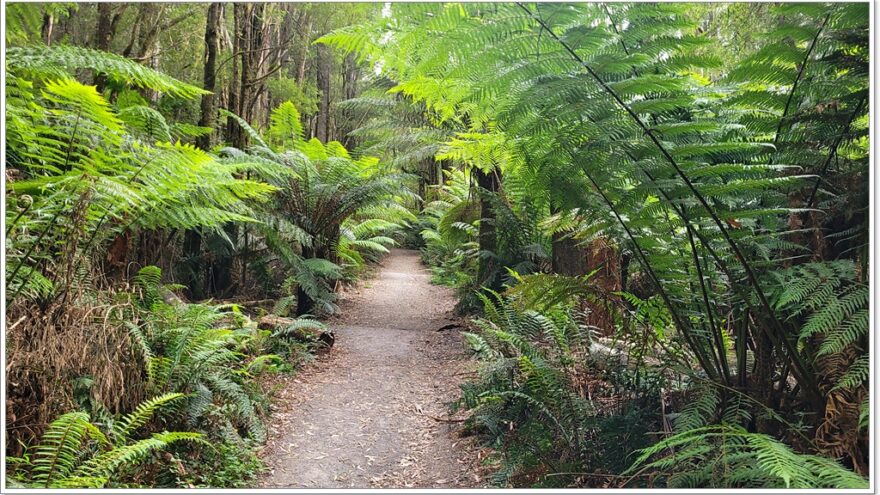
41, 12, 54, 45
243, 3, 267, 127
182, 3, 223, 299
315, 43, 332, 142
214, 3, 268, 296
475, 168, 501, 287
237, 4, 252, 145
92, 4, 126, 90
438, 159, 450, 186
294, 11, 312, 87
135, 4, 164, 102
212, 3, 252, 296
197, 3, 223, 150
225, 4, 243, 147
340, 52, 360, 149
240, 4, 268, 288
121, 11, 142, 57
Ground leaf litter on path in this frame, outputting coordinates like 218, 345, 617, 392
259, 249, 486, 488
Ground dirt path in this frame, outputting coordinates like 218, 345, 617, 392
259, 249, 483, 489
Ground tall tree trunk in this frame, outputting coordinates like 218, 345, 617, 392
225, 4, 243, 147
182, 3, 224, 299
93, 4, 115, 51
294, 11, 312, 87
214, 3, 268, 295
197, 2, 223, 150
242, 3, 266, 127
315, 43, 332, 142
237, 3, 252, 145
134, 4, 164, 102
340, 52, 360, 149
212, 3, 254, 296
475, 168, 501, 288
92, 4, 126, 90
41, 12, 54, 45
226, 3, 268, 147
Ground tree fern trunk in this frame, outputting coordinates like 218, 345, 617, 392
551, 233, 587, 276
208, 225, 236, 297
753, 326, 776, 434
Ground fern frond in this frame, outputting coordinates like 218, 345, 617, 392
112, 393, 185, 441
7, 45, 207, 98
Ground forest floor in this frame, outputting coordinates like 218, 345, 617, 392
258, 249, 487, 488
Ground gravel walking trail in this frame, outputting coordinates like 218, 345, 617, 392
259, 249, 484, 488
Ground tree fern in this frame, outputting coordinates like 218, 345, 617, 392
6, 69, 278, 305
222, 103, 412, 314
324, 3, 868, 458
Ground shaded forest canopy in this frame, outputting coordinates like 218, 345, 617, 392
3, 2, 871, 489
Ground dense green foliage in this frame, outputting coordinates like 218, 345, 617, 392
321, 1, 870, 488
4, 5, 408, 487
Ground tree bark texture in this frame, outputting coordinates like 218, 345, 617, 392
92, 4, 126, 90
197, 3, 223, 151
315, 43, 332, 142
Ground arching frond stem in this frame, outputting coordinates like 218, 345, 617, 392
575, 160, 721, 381
517, 2, 820, 408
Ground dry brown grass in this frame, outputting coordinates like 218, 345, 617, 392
5, 291, 146, 455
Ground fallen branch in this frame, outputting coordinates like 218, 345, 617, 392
214, 298, 276, 307
414, 405, 469, 423
436, 323, 462, 332
258, 315, 335, 348
425, 414, 468, 423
